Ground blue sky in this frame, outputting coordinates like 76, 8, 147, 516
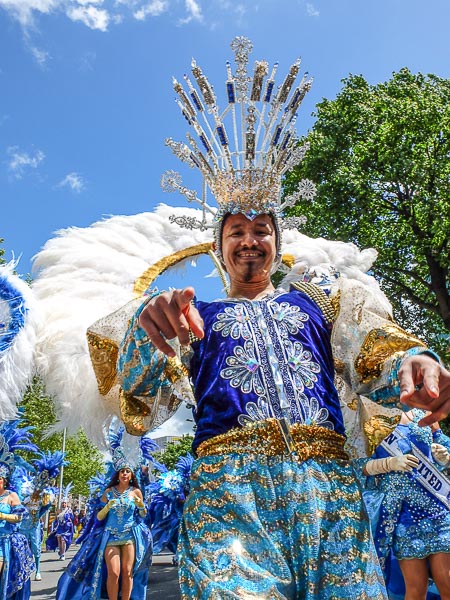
1, 0, 450, 296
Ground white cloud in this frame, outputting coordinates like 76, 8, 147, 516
7, 146, 45, 179
306, 2, 319, 17
0, 0, 261, 35
133, 0, 167, 20
30, 44, 51, 66
66, 4, 109, 30
178, 0, 203, 24
0, 0, 61, 28
78, 50, 97, 71
185, 0, 202, 20
58, 171, 86, 193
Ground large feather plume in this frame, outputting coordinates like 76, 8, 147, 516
0, 418, 38, 456
62, 481, 73, 502
107, 419, 125, 452
0, 261, 39, 421
31, 204, 388, 442
139, 432, 160, 460
33, 450, 68, 480
9, 466, 34, 500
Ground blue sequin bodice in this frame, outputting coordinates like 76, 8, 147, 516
0, 501, 12, 536
105, 488, 136, 536
190, 290, 342, 451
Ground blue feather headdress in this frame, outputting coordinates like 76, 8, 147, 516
33, 450, 68, 491
0, 418, 38, 478
108, 421, 130, 472
87, 471, 110, 498
106, 417, 162, 477
62, 481, 73, 503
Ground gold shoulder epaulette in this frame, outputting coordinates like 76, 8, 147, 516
290, 281, 336, 325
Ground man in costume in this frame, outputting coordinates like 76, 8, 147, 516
26, 36, 450, 598
111, 38, 450, 599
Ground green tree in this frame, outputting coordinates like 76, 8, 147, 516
286, 68, 450, 363
0, 238, 5, 265
153, 435, 194, 470
19, 377, 104, 497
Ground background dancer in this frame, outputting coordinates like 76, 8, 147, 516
0, 420, 37, 600
56, 421, 155, 600
146, 454, 193, 566
363, 409, 450, 599
46, 485, 74, 561
18, 450, 65, 581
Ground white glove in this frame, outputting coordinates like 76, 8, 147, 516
365, 454, 419, 475
431, 443, 450, 467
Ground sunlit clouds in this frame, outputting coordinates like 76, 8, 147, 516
7, 146, 45, 179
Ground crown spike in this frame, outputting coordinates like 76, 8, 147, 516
163, 38, 314, 232
277, 59, 301, 104
230, 36, 253, 101
250, 60, 269, 102
191, 59, 216, 107
184, 75, 205, 112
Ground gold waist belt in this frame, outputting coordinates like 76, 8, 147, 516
196, 418, 349, 461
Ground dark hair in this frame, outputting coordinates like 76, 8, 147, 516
106, 469, 141, 492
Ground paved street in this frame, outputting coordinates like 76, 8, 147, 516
31, 547, 181, 599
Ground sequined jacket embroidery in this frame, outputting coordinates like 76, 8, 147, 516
186, 291, 339, 451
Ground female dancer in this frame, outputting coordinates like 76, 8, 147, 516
98, 467, 147, 600
56, 466, 152, 599
46, 498, 74, 560
364, 409, 450, 599
0, 473, 35, 599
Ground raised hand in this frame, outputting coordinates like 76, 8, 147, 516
399, 354, 450, 426
138, 287, 204, 357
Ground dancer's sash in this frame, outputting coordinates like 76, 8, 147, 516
380, 429, 450, 510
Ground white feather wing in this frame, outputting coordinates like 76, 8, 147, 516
31, 205, 212, 443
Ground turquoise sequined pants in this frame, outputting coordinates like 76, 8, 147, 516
178, 453, 387, 599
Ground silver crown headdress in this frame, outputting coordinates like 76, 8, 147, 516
107, 418, 160, 475
162, 36, 316, 255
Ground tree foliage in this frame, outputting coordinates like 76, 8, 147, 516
153, 435, 194, 470
19, 377, 104, 497
0, 239, 4, 265
286, 68, 450, 363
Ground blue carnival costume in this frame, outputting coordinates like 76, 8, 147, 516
56, 488, 152, 600
120, 288, 394, 599
0, 502, 35, 600
146, 454, 193, 562
18, 496, 51, 580
46, 497, 75, 559
17, 451, 64, 580
0, 420, 38, 600
56, 422, 154, 599
364, 409, 450, 598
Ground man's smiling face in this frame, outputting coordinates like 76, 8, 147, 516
219, 213, 277, 284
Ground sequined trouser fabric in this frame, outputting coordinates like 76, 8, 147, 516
178, 453, 387, 599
